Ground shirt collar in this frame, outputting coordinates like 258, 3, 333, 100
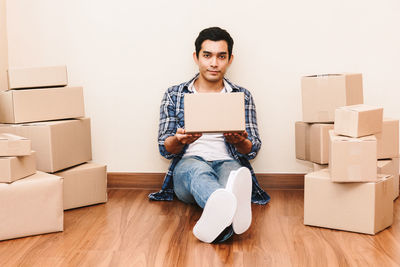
183, 73, 239, 93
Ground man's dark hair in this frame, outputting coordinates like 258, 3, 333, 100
195, 27, 234, 59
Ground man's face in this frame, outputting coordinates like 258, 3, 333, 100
194, 40, 233, 83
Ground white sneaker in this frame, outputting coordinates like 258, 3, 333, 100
226, 167, 252, 234
193, 189, 237, 243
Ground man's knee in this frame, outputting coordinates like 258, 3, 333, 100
174, 187, 195, 204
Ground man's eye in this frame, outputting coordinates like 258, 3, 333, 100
219, 55, 226, 59
203, 54, 210, 58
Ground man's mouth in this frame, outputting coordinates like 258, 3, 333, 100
207, 70, 220, 74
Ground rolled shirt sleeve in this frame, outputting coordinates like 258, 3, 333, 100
158, 88, 184, 159
236, 89, 262, 160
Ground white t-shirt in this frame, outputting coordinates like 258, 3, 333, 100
182, 79, 234, 161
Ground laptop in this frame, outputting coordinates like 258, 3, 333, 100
184, 92, 245, 133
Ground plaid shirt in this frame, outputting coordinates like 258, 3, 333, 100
148, 74, 270, 205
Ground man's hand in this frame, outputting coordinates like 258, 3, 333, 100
224, 131, 252, 155
224, 131, 248, 144
175, 128, 202, 145
164, 128, 202, 154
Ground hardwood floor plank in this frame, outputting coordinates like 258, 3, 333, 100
0, 189, 399, 267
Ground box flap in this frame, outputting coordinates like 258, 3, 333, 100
377, 160, 391, 168
0, 133, 28, 141
304, 74, 342, 78
329, 130, 376, 142
339, 104, 383, 112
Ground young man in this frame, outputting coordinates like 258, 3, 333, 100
149, 27, 270, 243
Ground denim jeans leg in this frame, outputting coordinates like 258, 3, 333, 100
173, 156, 222, 208
213, 159, 243, 187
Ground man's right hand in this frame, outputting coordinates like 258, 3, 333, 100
164, 128, 202, 154
175, 128, 202, 145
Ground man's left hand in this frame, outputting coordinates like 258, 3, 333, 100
224, 131, 252, 154
224, 131, 248, 145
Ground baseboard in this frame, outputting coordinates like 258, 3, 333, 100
107, 172, 305, 190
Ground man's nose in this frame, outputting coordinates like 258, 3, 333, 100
210, 56, 217, 67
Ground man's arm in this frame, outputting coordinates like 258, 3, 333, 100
224, 89, 261, 159
164, 128, 202, 154
158, 89, 181, 159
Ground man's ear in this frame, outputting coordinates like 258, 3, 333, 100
193, 52, 199, 65
228, 54, 234, 65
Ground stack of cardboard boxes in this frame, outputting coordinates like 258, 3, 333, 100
296, 74, 364, 168
0, 133, 63, 241
296, 73, 399, 235
0, 66, 107, 241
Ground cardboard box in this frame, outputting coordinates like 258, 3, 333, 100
295, 122, 333, 164
0, 86, 85, 123
301, 74, 363, 123
0, 0, 8, 91
313, 163, 328, 172
378, 158, 399, 200
304, 169, 393, 235
0, 133, 31, 156
376, 118, 399, 159
184, 92, 245, 133
0, 171, 63, 241
0, 151, 36, 183
7, 66, 68, 90
0, 118, 92, 173
310, 123, 334, 164
334, 104, 383, 138
329, 130, 377, 182
295, 122, 310, 161
55, 162, 107, 210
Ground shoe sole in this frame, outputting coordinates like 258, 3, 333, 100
226, 167, 252, 234
193, 189, 237, 243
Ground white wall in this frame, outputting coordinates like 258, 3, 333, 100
5, 0, 400, 173
0, 0, 8, 90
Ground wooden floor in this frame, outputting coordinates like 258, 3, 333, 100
1, 189, 400, 267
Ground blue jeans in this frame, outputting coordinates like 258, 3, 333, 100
173, 156, 242, 208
